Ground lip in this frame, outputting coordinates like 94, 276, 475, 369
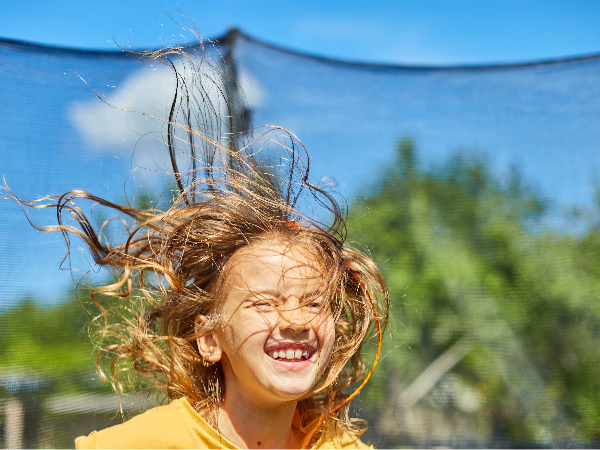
268, 356, 313, 371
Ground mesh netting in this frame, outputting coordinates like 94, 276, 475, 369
1, 30, 600, 447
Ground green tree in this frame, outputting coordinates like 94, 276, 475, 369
350, 139, 600, 447
0, 292, 98, 392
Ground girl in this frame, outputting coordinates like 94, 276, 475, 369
13, 42, 389, 449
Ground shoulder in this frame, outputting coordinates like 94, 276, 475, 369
75, 397, 238, 449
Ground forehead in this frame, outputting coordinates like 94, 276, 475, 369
225, 243, 325, 293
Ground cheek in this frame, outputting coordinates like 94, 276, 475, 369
315, 315, 336, 356
222, 312, 275, 352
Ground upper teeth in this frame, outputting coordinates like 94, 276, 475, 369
271, 349, 310, 360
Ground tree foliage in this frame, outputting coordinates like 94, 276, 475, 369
3, 145, 600, 446
349, 139, 600, 446
0, 291, 101, 394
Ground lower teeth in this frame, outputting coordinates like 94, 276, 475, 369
273, 356, 307, 361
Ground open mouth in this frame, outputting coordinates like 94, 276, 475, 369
266, 348, 314, 362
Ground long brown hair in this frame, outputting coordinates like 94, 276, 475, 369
9, 39, 389, 444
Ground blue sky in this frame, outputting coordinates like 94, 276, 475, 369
2, 1, 600, 306
2, 0, 600, 65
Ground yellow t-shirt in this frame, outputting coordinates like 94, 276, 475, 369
75, 397, 371, 449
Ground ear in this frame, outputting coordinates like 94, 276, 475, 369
195, 314, 223, 364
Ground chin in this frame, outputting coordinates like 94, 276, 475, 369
270, 368, 324, 399
272, 381, 315, 400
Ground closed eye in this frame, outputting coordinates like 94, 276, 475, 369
304, 299, 329, 312
252, 300, 277, 311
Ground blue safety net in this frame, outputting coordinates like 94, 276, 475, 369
1, 30, 600, 448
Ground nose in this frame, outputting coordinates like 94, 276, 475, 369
279, 306, 310, 333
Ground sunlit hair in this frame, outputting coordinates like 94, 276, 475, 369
9, 38, 389, 446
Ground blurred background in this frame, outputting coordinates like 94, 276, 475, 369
2, 1, 600, 447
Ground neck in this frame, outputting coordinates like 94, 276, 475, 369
217, 394, 302, 449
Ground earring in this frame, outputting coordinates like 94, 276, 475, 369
202, 352, 215, 367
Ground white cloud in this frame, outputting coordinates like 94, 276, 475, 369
67, 60, 265, 189
68, 62, 264, 151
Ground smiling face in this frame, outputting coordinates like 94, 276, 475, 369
198, 240, 336, 409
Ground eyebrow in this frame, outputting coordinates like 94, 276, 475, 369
243, 288, 281, 300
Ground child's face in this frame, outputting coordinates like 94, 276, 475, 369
208, 243, 336, 408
